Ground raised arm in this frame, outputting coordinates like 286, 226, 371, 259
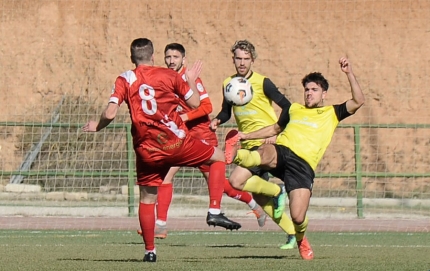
181, 97, 212, 122
339, 57, 365, 114
184, 60, 203, 109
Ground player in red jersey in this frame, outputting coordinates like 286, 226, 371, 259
82, 38, 235, 263
144, 43, 266, 239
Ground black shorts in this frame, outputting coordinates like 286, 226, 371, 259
269, 144, 315, 193
246, 146, 270, 181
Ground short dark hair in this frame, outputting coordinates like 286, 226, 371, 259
164, 43, 186, 57
130, 38, 154, 64
301, 72, 329, 91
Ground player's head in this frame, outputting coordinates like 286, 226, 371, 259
301, 72, 329, 108
130, 38, 154, 65
231, 40, 257, 77
164, 43, 186, 72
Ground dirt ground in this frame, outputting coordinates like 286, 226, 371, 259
1, 1, 430, 198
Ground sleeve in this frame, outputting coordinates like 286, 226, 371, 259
184, 77, 212, 120
214, 86, 233, 124
334, 102, 352, 122
174, 72, 194, 100
277, 103, 292, 129
186, 97, 213, 121
195, 77, 209, 100
262, 78, 291, 110
109, 76, 127, 106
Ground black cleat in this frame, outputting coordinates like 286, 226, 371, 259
143, 252, 157, 262
206, 212, 242, 230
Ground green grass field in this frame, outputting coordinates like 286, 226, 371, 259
0, 230, 428, 271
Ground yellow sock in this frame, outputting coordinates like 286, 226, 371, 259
294, 216, 309, 241
234, 150, 261, 167
243, 175, 280, 197
262, 201, 295, 235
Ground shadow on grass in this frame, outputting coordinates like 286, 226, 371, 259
123, 242, 247, 248
59, 254, 293, 263
207, 244, 245, 248
226, 255, 294, 260
58, 258, 143, 263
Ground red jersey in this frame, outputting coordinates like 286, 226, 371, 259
176, 68, 218, 146
109, 65, 193, 156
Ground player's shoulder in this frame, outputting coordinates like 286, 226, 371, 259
248, 71, 267, 82
152, 66, 177, 75
222, 74, 237, 86
290, 103, 303, 110
150, 66, 181, 82
118, 70, 137, 84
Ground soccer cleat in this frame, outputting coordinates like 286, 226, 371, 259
248, 205, 267, 227
224, 129, 240, 164
206, 212, 242, 230
297, 236, 314, 260
272, 184, 286, 219
154, 224, 168, 239
280, 234, 297, 250
143, 252, 157, 262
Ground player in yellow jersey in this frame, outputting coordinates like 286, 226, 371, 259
210, 40, 297, 249
224, 57, 365, 260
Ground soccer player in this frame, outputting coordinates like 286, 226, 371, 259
155, 43, 268, 236
209, 39, 297, 249
140, 42, 265, 238
224, 57, 365, 260
82, 38, 234, 263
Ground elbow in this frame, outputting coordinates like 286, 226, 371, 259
356, 96, 365, 109
273, 124, 282, 135
189, 101, 200, 109
360, 96, 366, 107
103, 104, 118, 120
104, 108, 118, 120
104, 111, 116, 120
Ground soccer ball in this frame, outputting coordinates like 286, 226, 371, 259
223, 77, 253, 106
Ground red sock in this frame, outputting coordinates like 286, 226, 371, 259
223, 178, 252, 204
207, 161, 225, 209
156, 183, 173, 222
138, 202, 155, 250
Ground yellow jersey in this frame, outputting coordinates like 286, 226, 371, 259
223, 72, 278, 149
276, 103, 341, 170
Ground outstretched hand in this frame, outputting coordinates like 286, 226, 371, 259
185, 60, 203, 83
82, 121, 98, 132
237, 131, 247, 140
209, 118, 220, 131
339, 57, 352, 74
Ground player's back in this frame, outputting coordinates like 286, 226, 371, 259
116, 65, 189, 149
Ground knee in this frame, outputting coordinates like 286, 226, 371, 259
229, 176, 243, 190
291, 212, 306, 225
292, 217, 305, 225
